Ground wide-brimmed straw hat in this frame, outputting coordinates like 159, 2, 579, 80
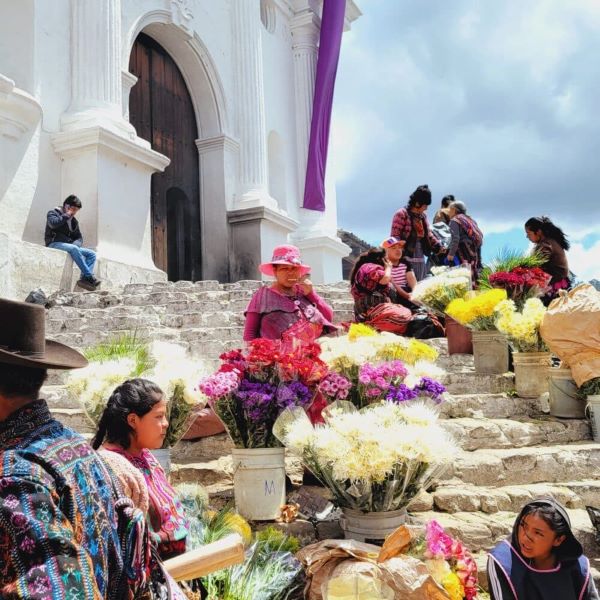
380, 236, 406, 249
259, 245, 311, 277
0, 298, 88, 369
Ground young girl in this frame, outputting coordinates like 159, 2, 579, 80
92, 378, 190, 561
487, 498, 599, 599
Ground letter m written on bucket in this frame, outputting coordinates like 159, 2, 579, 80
265, 479, 277, 496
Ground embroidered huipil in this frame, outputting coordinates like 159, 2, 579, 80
0, 400, 123, 599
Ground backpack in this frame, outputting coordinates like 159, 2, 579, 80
405, 310, 445, 339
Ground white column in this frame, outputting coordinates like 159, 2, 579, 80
62, 0, 134, 137
291, 11, 319, 200
232, 0, 273, 207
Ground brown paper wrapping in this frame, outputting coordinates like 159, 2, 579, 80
540, 284, 600, 386
163, 533, 245, 581
296, 532, 450, 600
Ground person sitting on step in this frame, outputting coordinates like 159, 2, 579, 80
243, 244, 338, 341
487, 497, 599, 600
45, 194, 101, 291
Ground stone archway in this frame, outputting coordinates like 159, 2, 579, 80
123, 13, 234, 282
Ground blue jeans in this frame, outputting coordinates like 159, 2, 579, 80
49, 242, 96, 279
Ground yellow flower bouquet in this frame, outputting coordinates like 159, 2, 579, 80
445, 289, 508, 331
412, 266, 472, 316
494, 298, 547, 352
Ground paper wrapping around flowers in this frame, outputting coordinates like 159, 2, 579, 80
540, 283, 600, 386
297, 538, 450, 600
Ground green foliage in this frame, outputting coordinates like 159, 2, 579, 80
478, 248, 545, 290
578, 376, 600, 399
255, 526, 300, 555
84, 332, 153, 376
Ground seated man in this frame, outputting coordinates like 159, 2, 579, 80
0, 297, 123, 598
45, 194, 101, 291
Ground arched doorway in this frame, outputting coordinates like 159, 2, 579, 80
129, 32, 201, 281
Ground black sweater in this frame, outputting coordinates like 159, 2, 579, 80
45, 208, 83, 246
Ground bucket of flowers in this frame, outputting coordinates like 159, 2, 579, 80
274, 400, 457, 542
494, 298, 549, 398
445, 289, 509, 374
197, 332, 329, 521
318, 324, 447, 409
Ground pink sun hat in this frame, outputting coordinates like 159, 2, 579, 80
259, 244, 311, 277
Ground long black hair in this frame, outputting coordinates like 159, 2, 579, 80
349, 247, 386, 286
92, 378, 164, 450
525, 217, 570, 250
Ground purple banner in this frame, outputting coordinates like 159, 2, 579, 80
302, 0, 347, 211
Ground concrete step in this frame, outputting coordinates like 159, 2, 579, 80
431, 480, 600, 514
442, 371, 515, 395
446, 443, 600, 487
409, 508, 598, 555
439, 393, 543, 419
441, 416, 591, 450
50, 408, 95, 434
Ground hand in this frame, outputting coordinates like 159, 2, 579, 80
447, 255, 454, 262
297, 275, 313, 296
383, 258, 393, 270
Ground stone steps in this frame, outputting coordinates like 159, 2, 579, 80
432, 481, 600, 514
439, 393, 542, 419
441, 416, 591, 450
446, 442, 600, 487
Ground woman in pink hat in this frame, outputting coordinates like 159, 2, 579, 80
243, 244, 338, 341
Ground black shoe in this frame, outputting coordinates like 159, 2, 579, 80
76, 278, 96, 291
89, 277, 101, 288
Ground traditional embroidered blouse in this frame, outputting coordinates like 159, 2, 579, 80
0, 400, 123, 599
243, 285, 337, 341
101, 446, 190, 560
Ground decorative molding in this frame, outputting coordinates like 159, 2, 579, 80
170, 0, 194, 36
0, 75, 42, 140
294, 233, 351, 256
195, 134, 239, 155
51, 126, 170, 172
260, 0, 277, 33
228, 205, 299, 232
121, 70, 138, 120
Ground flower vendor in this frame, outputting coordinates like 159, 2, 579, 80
525, 216, 571, 303
381, 236, 418, 307
446, 200, 484, 285
0, 298, 125, 599
487, 497, 599, 600
350, 246, 414, 335
92, 378, 190, 562
390, 184, 447, 280
243, 244, 338, 341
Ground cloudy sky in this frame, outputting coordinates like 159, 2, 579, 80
331, 0, 600, 280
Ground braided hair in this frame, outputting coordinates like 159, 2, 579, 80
407, 184, 432, 208
525, 217, 570, 251
91, 378, 164, 450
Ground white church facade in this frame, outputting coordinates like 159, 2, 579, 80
0, 0, 360, 300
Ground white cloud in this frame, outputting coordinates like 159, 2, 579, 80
567, 242, 600, 281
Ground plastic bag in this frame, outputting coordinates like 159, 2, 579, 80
539, 284, 600, 386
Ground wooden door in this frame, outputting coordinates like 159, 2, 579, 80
129, 33, 201, 281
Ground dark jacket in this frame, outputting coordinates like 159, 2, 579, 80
45, 207, 83, 246
487, 498, 599, 600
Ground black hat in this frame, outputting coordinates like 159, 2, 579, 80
0, 298, 88, 370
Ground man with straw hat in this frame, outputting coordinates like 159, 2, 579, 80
0, 298, 124, 598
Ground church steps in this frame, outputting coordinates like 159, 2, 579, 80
439, 394, 543, 419
445, 443, 600, 487
431, 481, 600, 514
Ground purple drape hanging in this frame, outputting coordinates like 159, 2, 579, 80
302, 0, 347, 211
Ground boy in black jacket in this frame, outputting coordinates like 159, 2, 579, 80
45, 195, 101, 291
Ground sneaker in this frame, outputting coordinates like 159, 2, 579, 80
89, 277, 101, 288
76, 278, 96, 291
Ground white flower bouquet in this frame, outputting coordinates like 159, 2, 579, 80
274, 401, 457, 512
66, 337, 208, 448
412, 266, 472, 316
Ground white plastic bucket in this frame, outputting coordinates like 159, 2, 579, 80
586, 395, 600, 442
472, 330, 509, 374
548, 367, 585, 418
512, 352, 551, 398
340, 508, 407, 543
231, 447, 286, 521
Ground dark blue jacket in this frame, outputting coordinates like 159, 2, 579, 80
45, 207, 83, 246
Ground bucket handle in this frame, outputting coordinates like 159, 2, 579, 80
232, 461, 284, 475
